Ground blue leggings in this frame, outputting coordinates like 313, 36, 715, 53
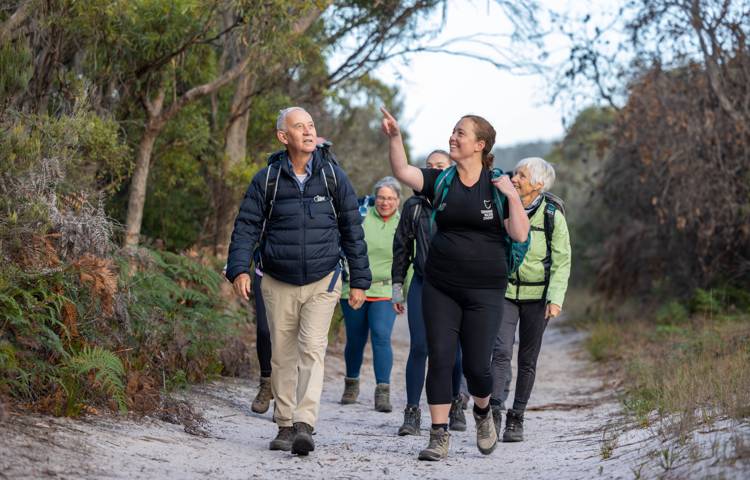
341, 299, 397, 384
405, 274, 463, 406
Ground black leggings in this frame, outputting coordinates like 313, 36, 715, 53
423, 278, 505, 405
491, 299, 548, 411
252, 272, 272, 378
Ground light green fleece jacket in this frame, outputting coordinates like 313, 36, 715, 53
342, 207, 400, 300
506, 196, 571, 307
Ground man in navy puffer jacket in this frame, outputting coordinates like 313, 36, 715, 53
227, 107, 370, 456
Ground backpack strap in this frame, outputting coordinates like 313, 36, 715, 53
541, 199, 556, 302
429, 165, 456, 231
320, 161, 339, 220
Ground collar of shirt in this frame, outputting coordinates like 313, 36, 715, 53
287, 157, 313, 192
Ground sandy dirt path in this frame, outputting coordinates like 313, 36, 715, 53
5, 313, 742, 479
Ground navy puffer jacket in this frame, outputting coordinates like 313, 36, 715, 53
226, 148, 371, 289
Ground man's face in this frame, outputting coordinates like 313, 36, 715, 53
277, 109, 317, 154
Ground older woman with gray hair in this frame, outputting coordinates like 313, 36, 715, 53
339, 176, 402, 412
490, 156, 571, 442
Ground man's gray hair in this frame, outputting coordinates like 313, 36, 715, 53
276, 106, 308, 131
515, 157, 556, 192
373, 176, 402, 198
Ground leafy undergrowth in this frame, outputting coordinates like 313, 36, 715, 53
0, 110, 252, 417
0, 244, 252, 417
571, 287, 750, 469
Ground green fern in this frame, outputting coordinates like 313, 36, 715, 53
61, 345, 127, 414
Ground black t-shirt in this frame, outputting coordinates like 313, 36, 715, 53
419, 167, 510, 289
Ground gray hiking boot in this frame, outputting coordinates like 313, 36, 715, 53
374, 383, 392, 412
291, 422, 315, 455
269, 426, 295, 451
340, 377, 359, 405
473, 408, 498, 455
251, 376, 273, 414
417, 428, 450, 461
503, 409, 524, 442
449, 396, 467, 431
491, 404, 503, 438
398, 405, 421, 436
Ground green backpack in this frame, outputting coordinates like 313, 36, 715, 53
429, 165, 531, 275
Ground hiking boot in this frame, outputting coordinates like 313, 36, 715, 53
398, 405, 421, 436
268, 426, 295, 451
491, 404, 503, 438
417, 428, 450, 461
340, 377, 359, 405
251, 376, 273, 414
460, 392, 470, 410
374, 383, 392, 412
473, 408, 498, 455
503, 409, 524, 442
291, 422, 315, 455
449, 397, 467, 431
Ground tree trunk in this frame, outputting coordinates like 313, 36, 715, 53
213, 71, 256, 258
124, 88, 166, 248
124, 124, 162, 248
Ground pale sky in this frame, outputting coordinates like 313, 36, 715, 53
373, 1, 568, 158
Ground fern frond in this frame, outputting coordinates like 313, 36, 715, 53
63, 345, 127, 413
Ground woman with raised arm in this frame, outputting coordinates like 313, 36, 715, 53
380, 107, 529, 461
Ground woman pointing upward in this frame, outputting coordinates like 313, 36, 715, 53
380, 107, 529, 461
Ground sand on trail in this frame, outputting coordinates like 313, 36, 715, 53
1, 314, 747, 479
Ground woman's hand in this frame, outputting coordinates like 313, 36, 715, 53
380, 107, 401, 138
393, 302, 405, 314
546, 303, 561, 320
492, 175, 519, 199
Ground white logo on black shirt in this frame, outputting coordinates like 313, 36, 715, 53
481, 199, 494, 220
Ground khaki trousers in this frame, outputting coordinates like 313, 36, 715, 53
260, 271, 342, 427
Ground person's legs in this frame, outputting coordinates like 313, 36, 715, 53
452, 344, 463, 399
260, 274, 302, 429
491, 299, 520, 407
251, 273, 274, 414
459, 286, 505, 456
293, 271, 342, 429
341, 300, 370, 379
448, 343, 467, 431
253, 272, 272, 378
423, 279, 461, 422
404, 274, 427, 406
368, 300, 397, 384
511, 300, 548, 411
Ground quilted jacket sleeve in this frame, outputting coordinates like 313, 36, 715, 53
334, 166, 371, 290
226, 169, 267, 283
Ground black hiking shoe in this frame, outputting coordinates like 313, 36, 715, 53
418, 427, 450, 461
449, 397, 467, 431
503, 409, 524, 442
251, 376, 273, 414
292, 422, 315, 455
269, 426, 294, 451
491, 404, 503, 437
398, 405, 421, 436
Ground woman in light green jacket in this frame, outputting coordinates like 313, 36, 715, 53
490, 157, 571, 442
339, 176, 402, 412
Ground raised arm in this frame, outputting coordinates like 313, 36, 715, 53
493, 175, 530, 242
380, 106, 424, 192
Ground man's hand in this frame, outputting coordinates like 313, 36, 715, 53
348, 288, 366, 310
546, 303, 561, 320
232, 273, 252, 301
393, 302, 405, 314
